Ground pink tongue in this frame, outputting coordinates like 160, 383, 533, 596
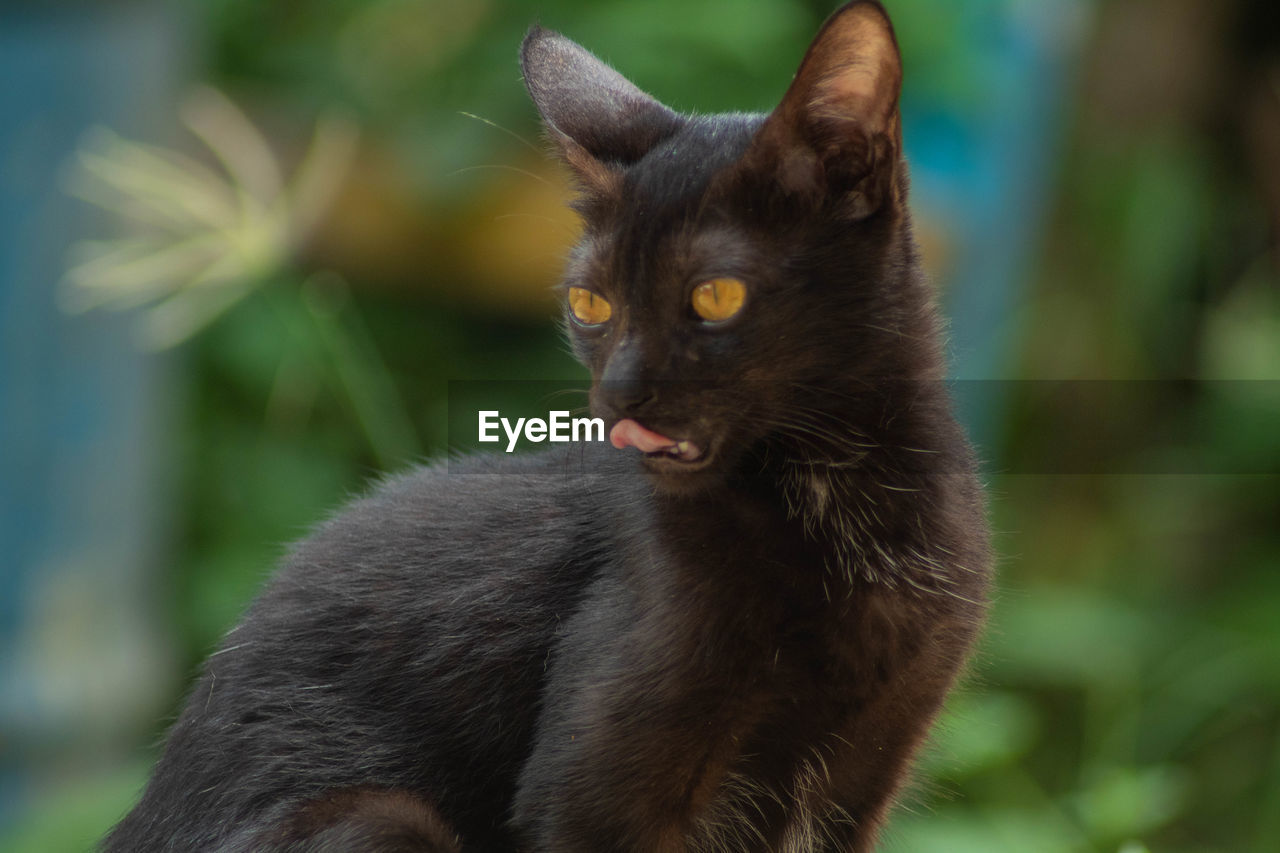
609, 419, 676, 453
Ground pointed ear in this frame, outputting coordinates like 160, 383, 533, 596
740, 1, 904, 218
521, 26, 683, 196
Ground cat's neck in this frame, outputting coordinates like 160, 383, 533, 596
761, 372, 970, 596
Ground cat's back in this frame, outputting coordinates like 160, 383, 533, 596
280, 441, 622, 594
104, 442, 628, 851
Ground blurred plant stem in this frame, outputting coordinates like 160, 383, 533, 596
275, 274, 420, 470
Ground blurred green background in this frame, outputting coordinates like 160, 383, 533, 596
1, 1, 1277, 851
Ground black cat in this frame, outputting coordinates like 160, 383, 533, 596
104, 2, 991, 850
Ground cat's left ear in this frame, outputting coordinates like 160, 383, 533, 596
522, 27, 684, 197
737, 0, 904, 219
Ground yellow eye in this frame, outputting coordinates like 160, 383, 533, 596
568, 287, 612, 325
691, 277, 746, 323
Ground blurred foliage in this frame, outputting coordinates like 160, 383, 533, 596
5, 0, 1279, 851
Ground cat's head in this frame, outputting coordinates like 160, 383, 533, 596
523, 1, 936, 493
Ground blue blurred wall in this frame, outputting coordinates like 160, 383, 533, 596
0, 1, 183, 830
904, 2, 1088, 452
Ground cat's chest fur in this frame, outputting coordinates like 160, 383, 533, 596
554, 454, 968, 851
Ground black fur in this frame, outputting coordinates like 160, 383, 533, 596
105, 3, 991, 851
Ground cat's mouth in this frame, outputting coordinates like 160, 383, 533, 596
609, 419, 708, 467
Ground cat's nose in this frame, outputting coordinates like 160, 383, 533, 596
599, 340, 657, 416
602, 382, 656, 415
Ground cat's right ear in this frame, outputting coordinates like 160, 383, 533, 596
521, 26, 683, 197
734, 0, 904, 219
